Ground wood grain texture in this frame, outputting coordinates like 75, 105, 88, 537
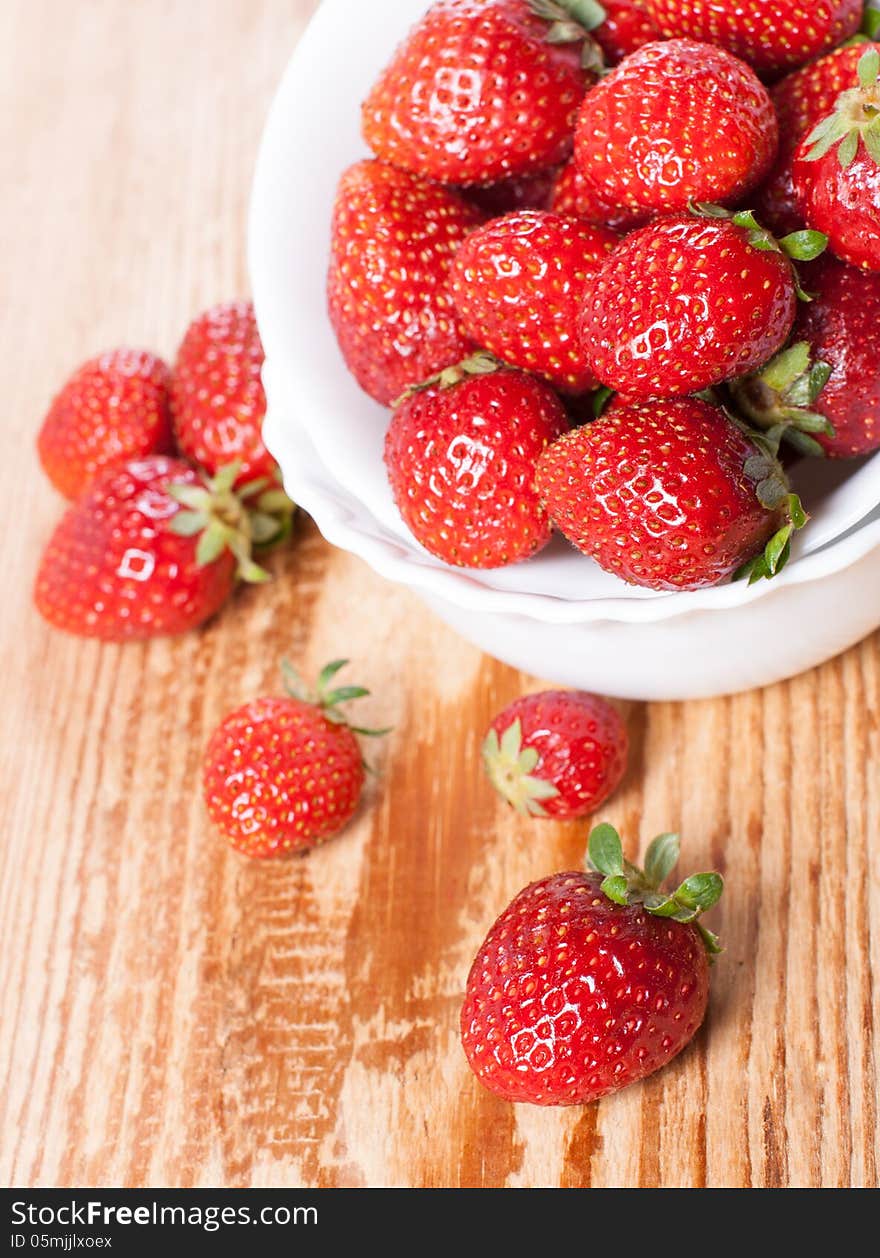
1, 0, 879, 1189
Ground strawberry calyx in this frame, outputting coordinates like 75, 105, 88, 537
587, 824, 723, 958
689, 202, 827, 302
280, 658, 391, 739
529, 0, 607, 71
166, 462, 295, 583
803, 48, 880, 169
482, 717, 560, 816
864, 8, 880, 41
729, 341, 835, 458
393, 351, 504, 406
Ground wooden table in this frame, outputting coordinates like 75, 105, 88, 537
2, 0, 879, 1190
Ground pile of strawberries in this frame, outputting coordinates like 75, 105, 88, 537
328, 0, 880, 591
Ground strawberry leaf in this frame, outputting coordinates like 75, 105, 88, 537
643, 832, 680, 888
588, 823, 625, 878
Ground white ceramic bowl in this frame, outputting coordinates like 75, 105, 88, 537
249, 0, 880, 699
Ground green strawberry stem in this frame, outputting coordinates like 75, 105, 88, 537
689, 202, 827, 302
529, 0, 607, 70
864, 6, 880, 41
394, 351, 504, 406
729, 341, 836, 458
281, 658, 392, 738
587, 823, 723, 958
804, 48, 880, 168
482, 718, 560, 817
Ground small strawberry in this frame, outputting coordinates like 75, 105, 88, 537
483, 690, 628, 818
460, 823, 722, 1106
327, 161, 481, 407
792, 48, 880, 272
384, 354, 568, 569
361, 0, 605, 187
592, 0, 661, 64
579, 206, 825, 399
170, 300, 275, 488
730, 257, 880, 458
642, 0, 862, 77
550, 158, 648, 233
535, 398, 806, 590
203, 660, 388, 858
450, 210, 617, 394
574, 40, 778, 215
34, 456, 289, 640
755, 43, 879, 236
37, 348, 173, 499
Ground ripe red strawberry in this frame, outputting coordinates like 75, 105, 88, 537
642, 0, 862, 77
755, 43, 879, 236
730, 257, 880, 458
461, 168, 557, 217
384, 355, 568, 569
592, 0, 661, 64
361, 0, 604, 187
792, 48, 880, 272
203, 660, 388, 858
579, 208, 822, 399
450, 210, 617, 394
37, 349, 173, 499
170, 301, 275, 488
550, 158, 648, 233
460, 824, 722, 1106
535, 398, 806, 590
34, 456, 287, 640
327, 161, 481, 406
574, 40, 778, 214
483, 690, 628, 818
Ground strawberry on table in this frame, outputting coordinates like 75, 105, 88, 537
483, 690, 628, 818
37, 348, 173, 499
642, 0, 863, 78
203, 660, 388, 858
535, 398, 807, 590
574, 39, 778, 214
460, 824, 723, 1106
792, 48, 880, 273
33, 456, 290, 641
450, 210, 617, 394
384, 354, 568, 569
361, 0, 605, 187
327, 161, 481, 407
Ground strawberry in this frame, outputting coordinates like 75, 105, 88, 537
170, 300, 275, 488
550, 158, 648, 232
361, 0, 606, 187
203, 660, 388, 858
579, 207, 824, 399
535, 398, 806, 590
460, 824, 722, 1106
461, 168, 558, 218
792, 48, 880, 272
642, 0, 862, 77
574, 40, 778, 215
34, 456, 289, 640
730, 257, 880, 458
483, 690, 628, 818
755, 43, 879, 236
592, 0, 661, 64
384, 354, 568, 569
327, 161, 481, 406
450, 210, 617, 393
37, 348, 173, 499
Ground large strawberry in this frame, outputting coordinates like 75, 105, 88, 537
450, 210, 617, 393
384, 354, 568, 569
574, 40, 778, 214
550, 158, 648, 232
327, 161, 481, 406
755, 42, 880, 236
361, 0, 604, 186
34, 456, 288, 640
37, 348, 173, 499
792, 48, 880, 272
460, 824, 723, 1106
535, 398, 806, 590
592, 0, 661, 64
730, 257, 880, 458
642, 0, 862, 77
579, 207, 824, 398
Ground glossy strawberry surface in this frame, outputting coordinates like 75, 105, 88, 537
535, 399, 784, 590
550, 158, 648, 233
37, 349, 173, 499
384, 367, 568, 569
327, 161, 480, 406
643, 0, 862, 76
792, 141, 880, 272
574, 40, 778, 214
460, 870, 709, 1105
593, 0, 661, 65
580, 214, 796, 397
450, 210, 617, 393
361, 0, 593, 186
